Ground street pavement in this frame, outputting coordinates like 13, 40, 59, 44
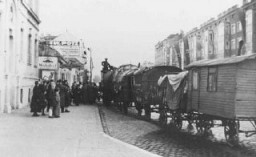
0, 105, 160, 157
100, 105, 256, 157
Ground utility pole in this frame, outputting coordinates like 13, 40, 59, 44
88, 48, 93, 83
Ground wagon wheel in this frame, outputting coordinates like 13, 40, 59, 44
187, 113, 195, 125
135, 102, 142, 116
159, 108, 168, 126
170, 112, 183, 130
186, 113, 195, 132
196, 119, 213, 137
196, 119, 205, 135
123, 102, 128, 114
144, 104, 151, 119
224, 120, 240, 146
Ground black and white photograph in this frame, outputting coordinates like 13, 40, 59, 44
1, 0, 256, 156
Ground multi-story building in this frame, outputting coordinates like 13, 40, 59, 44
242, 0, 256, 55
0, 0, 40, 113
155, 33, 182, 68
177, 0, 256, 67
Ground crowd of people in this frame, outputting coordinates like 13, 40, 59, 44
30, 79, 99, 118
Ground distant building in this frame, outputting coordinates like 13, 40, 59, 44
155, 34, 182, 68
39, 32, 88, 85
160, 0, 256, 69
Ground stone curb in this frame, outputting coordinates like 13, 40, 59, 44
102, 133, 162, 157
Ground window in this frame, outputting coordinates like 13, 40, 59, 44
192, 70, 199, 90
9, 31, 14, 72
20, 29, 24, 61
226, 24, 230, 34
231, 24, 236, 34
225, 41, 230, 50
34, 39, 38, 67
9, 5, 14, 23
27, 34, 32, 65
209, 33, 214, 41
62, 73, 65, 80
237, 22, 242, 32
231, 39, 236, 50
28, 88, 31, 103
20, 89, 23, 103
207, 67, 217, 92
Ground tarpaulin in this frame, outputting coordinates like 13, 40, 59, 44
158, 71, 188, 110
158, 71, 188, 92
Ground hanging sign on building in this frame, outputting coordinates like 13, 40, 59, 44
52, 45, 81, 57
38, 57, 58, 70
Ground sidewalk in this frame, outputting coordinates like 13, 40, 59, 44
0, 105, 160, 157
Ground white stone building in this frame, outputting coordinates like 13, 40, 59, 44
0, 0, 40, 113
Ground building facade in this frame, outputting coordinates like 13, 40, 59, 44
0, 0, 40, 113
155, 34, 182, 68
39, 32, 88, 86
158, 0, 256, 69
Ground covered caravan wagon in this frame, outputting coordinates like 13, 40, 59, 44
139, 66, 182, 118
186, 54, 256, 145
157, 71, 188, 128
112, 64, 138, 113
131, 66, 150, 115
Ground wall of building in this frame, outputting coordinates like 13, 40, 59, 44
155, 34, 182, 67
0, 0, 40, 113
161, 1, 256, 67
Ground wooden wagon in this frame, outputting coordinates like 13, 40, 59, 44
132, 66, 182, 118
186, 54, 256, 145
112, 64, 138, 113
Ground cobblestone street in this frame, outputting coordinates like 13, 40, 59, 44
99, 104, 256, 157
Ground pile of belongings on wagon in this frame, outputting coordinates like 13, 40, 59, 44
157, 71, 188, 110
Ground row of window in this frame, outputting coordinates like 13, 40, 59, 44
192, 67, 217, 92
18, 28, 38, 67
231, 22, 242, 35
225, 37, 243, 50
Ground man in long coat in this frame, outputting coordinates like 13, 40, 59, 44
39, 80, 47, 115
31, 81, 41, 116
63, 80, 71, 112
47, 81, 60, 118
57, 80, 66, 113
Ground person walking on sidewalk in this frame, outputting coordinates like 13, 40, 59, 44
30, 81, 41, 117
39, 80, 48, 116
47, 81, 60, 118
73, 83, 82, 106
71, 81, 77, 105
63, 80, 71, 112
56, 80, 66, 113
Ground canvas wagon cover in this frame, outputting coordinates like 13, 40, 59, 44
158, 71, 188, 110
113, 65, 137, 83
141, 66, 182, 91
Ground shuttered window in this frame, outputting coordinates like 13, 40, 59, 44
207, 67, 217, 92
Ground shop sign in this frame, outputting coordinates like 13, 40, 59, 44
38, 57, 58, 70
52, 45, 80, 57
